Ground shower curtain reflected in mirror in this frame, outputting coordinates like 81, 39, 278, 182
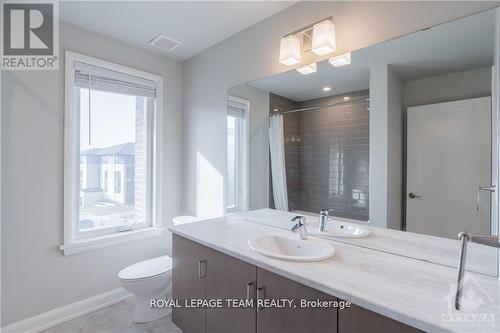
269, 114, 289, 211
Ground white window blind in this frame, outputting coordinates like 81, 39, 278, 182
74, 61, 157, 98
228, 100, 246, 119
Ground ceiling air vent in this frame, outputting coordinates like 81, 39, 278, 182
149, 34, 182, 52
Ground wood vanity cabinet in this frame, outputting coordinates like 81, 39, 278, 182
256, 268, 337, 333
172, 235, 256, 333
338, 304, 424, 333
172, 235, 208, 333
172, 234, 424, 333
205, 247, 256, 333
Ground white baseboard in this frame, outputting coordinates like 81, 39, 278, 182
1, 288, 132, 333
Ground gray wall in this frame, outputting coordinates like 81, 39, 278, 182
387, 67, 404, 230
404, 67, 492, 107
368, 64, 405, 230
1, 22, 183, 324
182, 0, 498, 218
369, 64, 390, 228
227, 85, 270, 210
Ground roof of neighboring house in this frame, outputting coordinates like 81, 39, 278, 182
81, 142, 134, 156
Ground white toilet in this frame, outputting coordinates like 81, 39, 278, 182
118, 255, 173, 323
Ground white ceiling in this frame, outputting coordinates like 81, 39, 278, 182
60, 1, 296, 60
250, 9, 496, 101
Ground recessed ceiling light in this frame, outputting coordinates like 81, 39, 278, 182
343, 96, 351, 100
322, 86, 331, 92
329, 53, 351, 67
273, 108, 279, 112
296, 63, 317, 75
149, 34, 182, 52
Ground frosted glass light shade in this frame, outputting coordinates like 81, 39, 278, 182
329, 53, 351, 67
312, 20, 336, 56
279, 35, 301, 66
296, 63, 317, 75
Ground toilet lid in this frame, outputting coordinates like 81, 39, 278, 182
118, 255, 172, 281
172, 215, 203, 225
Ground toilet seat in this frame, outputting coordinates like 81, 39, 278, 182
118, 255, 172, 281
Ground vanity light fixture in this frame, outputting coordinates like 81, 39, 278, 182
329, 53, 351, 67
322, 86, 332, 92
296, 63, 317, 75
279, 17, 335, 65
279, 35, 301, 65
311, 20, 336, 56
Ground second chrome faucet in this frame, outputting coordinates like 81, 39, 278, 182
455, 232, 500, 310
319, 208, 333, 232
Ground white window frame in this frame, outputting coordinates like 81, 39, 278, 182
226, 95, 250, 214
61, 51, 164, 256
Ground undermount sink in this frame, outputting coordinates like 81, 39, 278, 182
248, 234, 335, 262
309, 221, 370, 238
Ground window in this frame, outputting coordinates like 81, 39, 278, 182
103, 171, 108, 192
226, 96, 249, 213
63, 51, 163, 255
114, 171, 122, 193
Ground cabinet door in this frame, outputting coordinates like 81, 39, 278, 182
256, 268, 337, 333
172, 235, 207, 333
206, 249, 257, 333
339, 304, 423, 333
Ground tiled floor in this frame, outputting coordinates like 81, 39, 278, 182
41, 299, 182, 333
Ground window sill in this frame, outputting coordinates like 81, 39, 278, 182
60, 227, 165, 256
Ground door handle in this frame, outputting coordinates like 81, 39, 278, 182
476, 185, 496, 211
246, 282, 255, 300
198, 260, 207, 278
257, 286, 265, 311
408, 192, 422, 199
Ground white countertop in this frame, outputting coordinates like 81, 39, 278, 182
169, 212, 500, 333
235, 209, 498, 276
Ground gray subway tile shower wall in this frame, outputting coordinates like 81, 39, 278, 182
270, 91, 370, 221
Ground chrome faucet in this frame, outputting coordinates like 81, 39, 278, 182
319, 209, 333, 232
291, 216, 307, 240
455, 232, 500, 310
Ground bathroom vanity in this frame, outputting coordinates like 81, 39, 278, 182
172, 234, 420, 333
169, 212, 500, 333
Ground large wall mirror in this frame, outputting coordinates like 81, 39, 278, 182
228, 9, 499, 277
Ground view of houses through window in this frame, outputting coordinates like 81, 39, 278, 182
79, 88, 151, 232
